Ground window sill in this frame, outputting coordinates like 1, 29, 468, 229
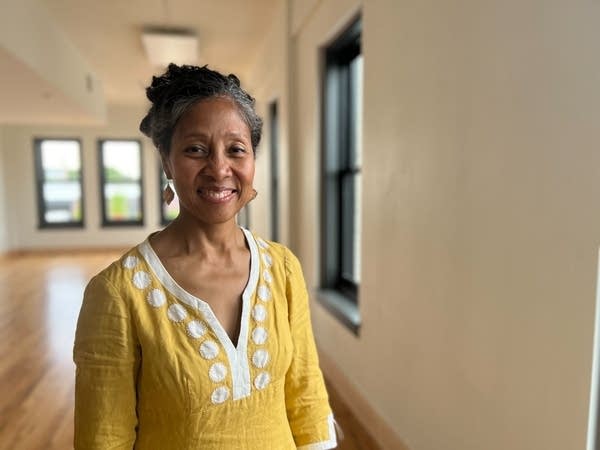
101, 221, 144, 228
316, 289, 361, 336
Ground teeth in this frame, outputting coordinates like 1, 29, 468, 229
201, 189, 234, 200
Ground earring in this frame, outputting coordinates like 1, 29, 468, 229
163, 182, 175, 205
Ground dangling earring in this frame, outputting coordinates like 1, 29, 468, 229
163, 181, 175, 205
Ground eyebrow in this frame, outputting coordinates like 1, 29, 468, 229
179, 131, 249, 140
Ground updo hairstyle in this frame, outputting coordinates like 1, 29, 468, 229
140, 64, 263, 157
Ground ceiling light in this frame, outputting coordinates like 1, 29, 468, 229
141, 27, 198, 67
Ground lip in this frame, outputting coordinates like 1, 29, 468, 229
197, 187, 237, 204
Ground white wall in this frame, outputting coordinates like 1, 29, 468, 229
0, 0, 106, 124
289, 0, 600, 449
2, 105, 162, 251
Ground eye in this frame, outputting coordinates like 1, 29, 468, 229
229, 146, 248, 155
185, 145, 208, 156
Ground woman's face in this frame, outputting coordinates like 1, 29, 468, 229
164, 96, 255, 226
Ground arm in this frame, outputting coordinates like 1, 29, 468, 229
284, 249, 337, 450
73, 274, 140, 450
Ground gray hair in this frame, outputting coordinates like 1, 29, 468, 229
140, 64, 263, 156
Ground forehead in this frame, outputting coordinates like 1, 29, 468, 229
175, 97, 250, 136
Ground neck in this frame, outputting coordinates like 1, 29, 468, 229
155, 214, 245, 258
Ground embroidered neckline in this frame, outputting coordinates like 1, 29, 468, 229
137, 227, 260, 400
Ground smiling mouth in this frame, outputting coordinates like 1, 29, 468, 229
197, 188, 237, 203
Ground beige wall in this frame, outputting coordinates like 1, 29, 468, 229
0, 127, 8, 253
289, 0, 600, 449
245, 0, 291, 246
2, 105, 162, 251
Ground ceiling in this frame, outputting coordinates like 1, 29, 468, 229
38, 0, 280, 106
42, 0, 282, 104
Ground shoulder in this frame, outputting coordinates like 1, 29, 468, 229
248, 232, 293, 262
84, 242, 149, 302
248, 231, 304, 280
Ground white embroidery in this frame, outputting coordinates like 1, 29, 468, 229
147, 289, 166, 308
252, 304, 267, 322
263, 270, 273, 284
209, 362, 228, 383
211, 386, 230, 404
257, 238, 269, 249
186, 320, 207, 339
261, 252, 273, 267
132, 271, 151, 289
137, 229, 262, 401
167, 303, 187, 322
252, 349, 270, 369
200, 340, 219, 360
251, 327, 268, 345
257, 285, 271, 302
254, 372, 270, 390
122, 255, 139, 269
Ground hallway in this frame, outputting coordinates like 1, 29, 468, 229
2, 0, 600, 448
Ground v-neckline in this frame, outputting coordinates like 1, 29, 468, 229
139, 227, 259, 351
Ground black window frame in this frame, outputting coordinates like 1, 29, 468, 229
33, 137, 85, 229
98, 138, 145, 227
319, 15, 362, 334
269, 100, 280, 242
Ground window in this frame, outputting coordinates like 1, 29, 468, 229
159, 167, 179, 225
269, 101, 280, 241
34, 138, 84, 228
98, 139, 144, 226
320, 16, 363, 333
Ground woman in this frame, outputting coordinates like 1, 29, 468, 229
73, 64, 337, 449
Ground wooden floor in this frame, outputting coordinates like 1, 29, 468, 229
0, 250, 380, 450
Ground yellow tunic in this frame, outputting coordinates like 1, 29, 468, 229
73, 229, 336, 449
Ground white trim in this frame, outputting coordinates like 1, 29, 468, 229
296, 414, 338, 450
137, 227, 260, 401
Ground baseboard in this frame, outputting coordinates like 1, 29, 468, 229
319, 349, 411, 450
2, 247, 127, 257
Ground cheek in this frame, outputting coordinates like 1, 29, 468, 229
245, 160, 256, 182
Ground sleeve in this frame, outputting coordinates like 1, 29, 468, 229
73, 274, 140, 450
284, 249, 337, 450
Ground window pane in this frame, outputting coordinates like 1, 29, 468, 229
43, 181, 82, 223
354, 172, 362, 283
103, 141, 141, 181
104, 182, 141, 221
41, 140, 81, 179
36, 139, 83, 227
100, 140, 143, 225
349, 53, 363, 283
350, 54, 363, 169
341, 172, 359, 284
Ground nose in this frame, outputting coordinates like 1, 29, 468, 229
204, 150, 231, 179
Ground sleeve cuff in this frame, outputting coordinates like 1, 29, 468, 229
296, 414, 338, 450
